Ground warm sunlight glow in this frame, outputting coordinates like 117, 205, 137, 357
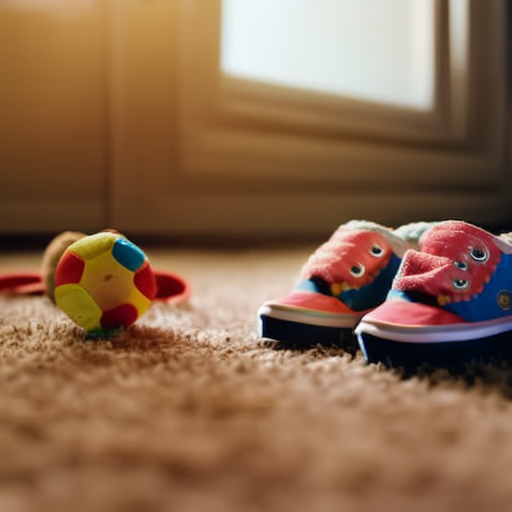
221, 0, 435, 110
1, 0, 89, 5
1, 0, 92, 16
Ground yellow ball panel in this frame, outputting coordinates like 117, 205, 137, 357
79, 251, 135, 311
55, 283, 103, 332
127, 287, 153, 317
68, 232, 117, 262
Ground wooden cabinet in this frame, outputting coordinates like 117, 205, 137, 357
0, 1, 108, 233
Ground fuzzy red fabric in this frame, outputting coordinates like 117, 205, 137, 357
302, 229, 393, 288
394, 221, 501, 301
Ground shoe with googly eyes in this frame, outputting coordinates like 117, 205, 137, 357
257, 220, 426, 349
355, 220, 512, 368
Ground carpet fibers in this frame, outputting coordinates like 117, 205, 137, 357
1, 246, 512, 512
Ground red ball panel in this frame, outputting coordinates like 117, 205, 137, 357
55, 251, 85, 287
134, 262, 157, 300
100, 303, 139, 329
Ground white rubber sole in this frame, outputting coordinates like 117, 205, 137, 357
355, 315, 512, 345
258, 304, 362, 329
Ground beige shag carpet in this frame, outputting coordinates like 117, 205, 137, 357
2, 245, 512, 512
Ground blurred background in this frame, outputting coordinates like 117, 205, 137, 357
1, 0, 511, 243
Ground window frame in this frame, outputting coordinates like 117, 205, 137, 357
110, 0, 511, 236
177, 0, 504, 186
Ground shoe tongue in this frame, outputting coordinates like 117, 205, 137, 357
401, 251, 451, 274
301, 229, 392, 286
394, 251, 455, 296
394, 220, 503, 300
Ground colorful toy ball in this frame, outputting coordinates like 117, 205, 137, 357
54, 231, 157, 338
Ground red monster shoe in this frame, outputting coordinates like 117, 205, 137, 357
257, 220, 427, 348
355, 221, 512, 368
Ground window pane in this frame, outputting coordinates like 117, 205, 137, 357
221, 0, 435, 110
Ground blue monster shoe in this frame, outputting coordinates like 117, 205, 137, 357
257, 220, 428, 348
355, 220, 512, 368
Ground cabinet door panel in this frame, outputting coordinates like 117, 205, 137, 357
0, 1, 108, 233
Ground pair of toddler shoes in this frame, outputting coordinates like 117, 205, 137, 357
257, 220, 512, 369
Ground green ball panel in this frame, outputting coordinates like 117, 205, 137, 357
67, 232, 118, 262
55, 283, 103, 333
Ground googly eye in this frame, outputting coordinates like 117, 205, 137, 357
453, 261, 468, 270
470, 246, 488, 262
369, 245, 384, 258
452, 278, 469, 290
350, 264, 365, 278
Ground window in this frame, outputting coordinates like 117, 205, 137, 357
221, 0, 435, 110
110, 0, 510, 236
